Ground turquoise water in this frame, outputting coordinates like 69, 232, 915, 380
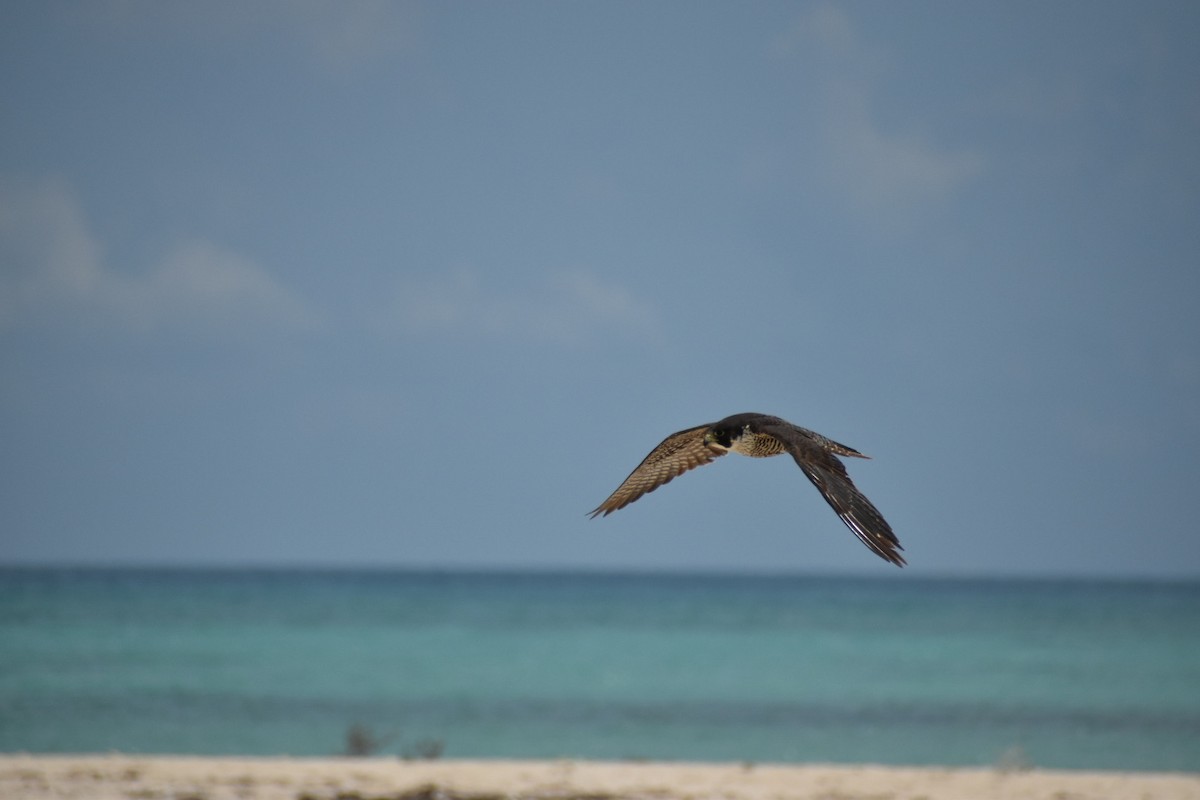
1, 568, 1198, 770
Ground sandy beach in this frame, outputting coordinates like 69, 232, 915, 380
1, 755, 1197, 800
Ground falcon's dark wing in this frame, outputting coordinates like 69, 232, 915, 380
589, 423, 725, 517
763, 421, 906, 566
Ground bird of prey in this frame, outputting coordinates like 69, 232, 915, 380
589, 412, 905, 566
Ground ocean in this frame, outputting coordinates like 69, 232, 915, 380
1, 567, 1197, 771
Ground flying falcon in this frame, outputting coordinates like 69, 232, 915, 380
589, 412, 905, 566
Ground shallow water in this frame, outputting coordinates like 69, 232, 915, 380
2, 568, 1197, 770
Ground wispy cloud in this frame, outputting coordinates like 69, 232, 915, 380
0, 177, 321, 337
379, 268, 662, 347
138, 240, 322, 335
295, 0, 419, 73
772, 4, 984, 228
820, 85, 985, 219
78, 0, 418, 75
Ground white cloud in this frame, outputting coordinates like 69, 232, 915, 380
79, 0, 417, 75
142, 240, 321, 334
296, 0, 418, 72
772, 4, 984, 227
0, 177, 321, 337
380, 268, 662, 346
821, 85, 985, 218
770, 3, 879, 74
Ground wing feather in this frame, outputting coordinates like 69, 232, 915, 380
589, 424, 724, 517
763, 421, 906, 566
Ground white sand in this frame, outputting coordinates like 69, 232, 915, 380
2, 754, 1198, 800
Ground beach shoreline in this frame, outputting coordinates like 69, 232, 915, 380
2, 754, 1198, 800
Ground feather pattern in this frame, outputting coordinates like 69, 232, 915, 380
590, 412, 905, 566
754, 418, 904, 566
588, 424, 726, 517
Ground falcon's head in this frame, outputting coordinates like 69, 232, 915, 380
703, 422, 743, 451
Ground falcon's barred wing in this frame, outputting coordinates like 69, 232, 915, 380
589, 424, 724, 517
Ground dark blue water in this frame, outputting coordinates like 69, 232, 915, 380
1, 567, 1197, 770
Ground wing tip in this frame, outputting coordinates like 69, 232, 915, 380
870, 534, 906, 567
587, 501, 622, 519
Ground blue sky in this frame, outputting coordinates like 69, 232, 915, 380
2, 2, 1198, 577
